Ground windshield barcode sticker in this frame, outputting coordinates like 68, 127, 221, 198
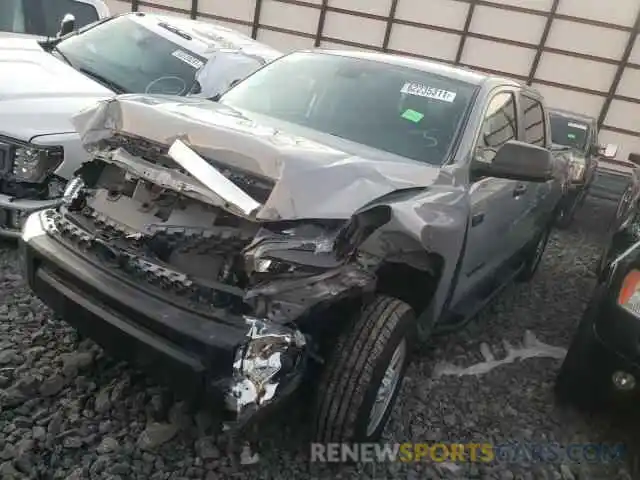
172, 49, 204, 69
400, 82, 457, 102
568, 122, 588, 130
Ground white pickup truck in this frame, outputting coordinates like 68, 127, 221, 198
0, 12, 281, 237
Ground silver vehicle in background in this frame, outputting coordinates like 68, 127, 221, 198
0, 12, 281, 237
548, 109, 618, 228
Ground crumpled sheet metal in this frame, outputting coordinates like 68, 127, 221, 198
225, 317, 307, 417
71, 94, 441, 222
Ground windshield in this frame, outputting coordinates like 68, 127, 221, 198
55, 15, 207, 95
549, 113, 591, 151
0, 0, 99, 37
220, 52, 477, 165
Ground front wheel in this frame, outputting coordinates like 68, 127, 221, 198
312, 296, 416, 442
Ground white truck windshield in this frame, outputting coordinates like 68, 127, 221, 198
221, 52, 478, 165
55, 15, 208, 95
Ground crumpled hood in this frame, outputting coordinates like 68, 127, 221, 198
71, 94, 444, 221
0, 37, 112, 140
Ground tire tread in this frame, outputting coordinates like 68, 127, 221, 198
313, 296, 412, 442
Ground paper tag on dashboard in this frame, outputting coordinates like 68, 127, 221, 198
568, 122, 587, 130
172, 49, 205, 69
400, 82, 457, 102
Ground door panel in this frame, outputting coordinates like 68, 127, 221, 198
451, 177, 519, 305
518, 94, 553, 247
452, 89, 521, 305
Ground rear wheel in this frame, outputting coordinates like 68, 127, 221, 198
312, 296, 416, 442
516, 226, 550, 282
555, 193, 579, 229
555, 206, 574, 229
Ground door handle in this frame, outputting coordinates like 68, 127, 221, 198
471, 213, 485, 227
513, 184, 527, 197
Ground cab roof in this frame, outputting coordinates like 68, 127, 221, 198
311, 49, 530, 91
548, 107, 596, 124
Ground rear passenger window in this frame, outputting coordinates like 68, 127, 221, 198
521, 95, 546, 147
476, 92, 517, 163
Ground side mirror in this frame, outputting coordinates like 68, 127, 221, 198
600, 144, 619, 159
189, 80, 202, 95
57, 13, 76, 37
474, 140, 554, 183
191, 51, 262, 99
588, 144, 600, 156
628, 153, 640, 166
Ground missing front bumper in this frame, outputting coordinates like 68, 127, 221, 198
20, 210, 309, 428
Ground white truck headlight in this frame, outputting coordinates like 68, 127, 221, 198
13, 145, 64, 183
618, 269, 640, 316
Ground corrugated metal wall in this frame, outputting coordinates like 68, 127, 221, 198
106, 0, 640, 161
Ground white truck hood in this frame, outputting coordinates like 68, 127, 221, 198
0, 37, 112, 141
0, 32, 43, 40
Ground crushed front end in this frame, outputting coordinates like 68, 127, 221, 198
19, 134, 376, 428
0, 137, 67, 237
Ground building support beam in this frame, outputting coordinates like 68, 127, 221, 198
527, 0, 561, 84
597, 8, 640, 128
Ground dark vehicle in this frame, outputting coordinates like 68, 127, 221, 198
555, 166, 640, 408
549, 109, 613, 227
591, 151, 640, 203
21, 51, 563, 442
0, 0, 109, 38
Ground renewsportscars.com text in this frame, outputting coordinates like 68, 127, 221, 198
310, 442, 627, 464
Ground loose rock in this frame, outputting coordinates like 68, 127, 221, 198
40, 374, 66, 396
137, 423, 179, 451
0, 197, 636, 479
97, 436, 120, 454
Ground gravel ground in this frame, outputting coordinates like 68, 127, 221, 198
0, 196, 639, 479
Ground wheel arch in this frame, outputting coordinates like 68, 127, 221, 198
374, 252, 445, 317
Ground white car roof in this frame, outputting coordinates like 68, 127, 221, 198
127, 12, 282, 63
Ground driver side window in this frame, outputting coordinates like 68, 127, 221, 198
475, 92, 517, 164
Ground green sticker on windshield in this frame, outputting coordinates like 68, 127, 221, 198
401, 109, 424, 123
567, 133, 576, 139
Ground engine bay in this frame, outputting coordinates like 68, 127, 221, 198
53, 138, 355, 320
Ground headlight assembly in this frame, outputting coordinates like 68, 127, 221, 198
249, 257, 296, 275
226, 317, 306, 415
618, 269, 640, 315
12, 145, 63, 183
62, 177, 85, 205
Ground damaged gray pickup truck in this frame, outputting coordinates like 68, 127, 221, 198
20, 51, 562, 442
